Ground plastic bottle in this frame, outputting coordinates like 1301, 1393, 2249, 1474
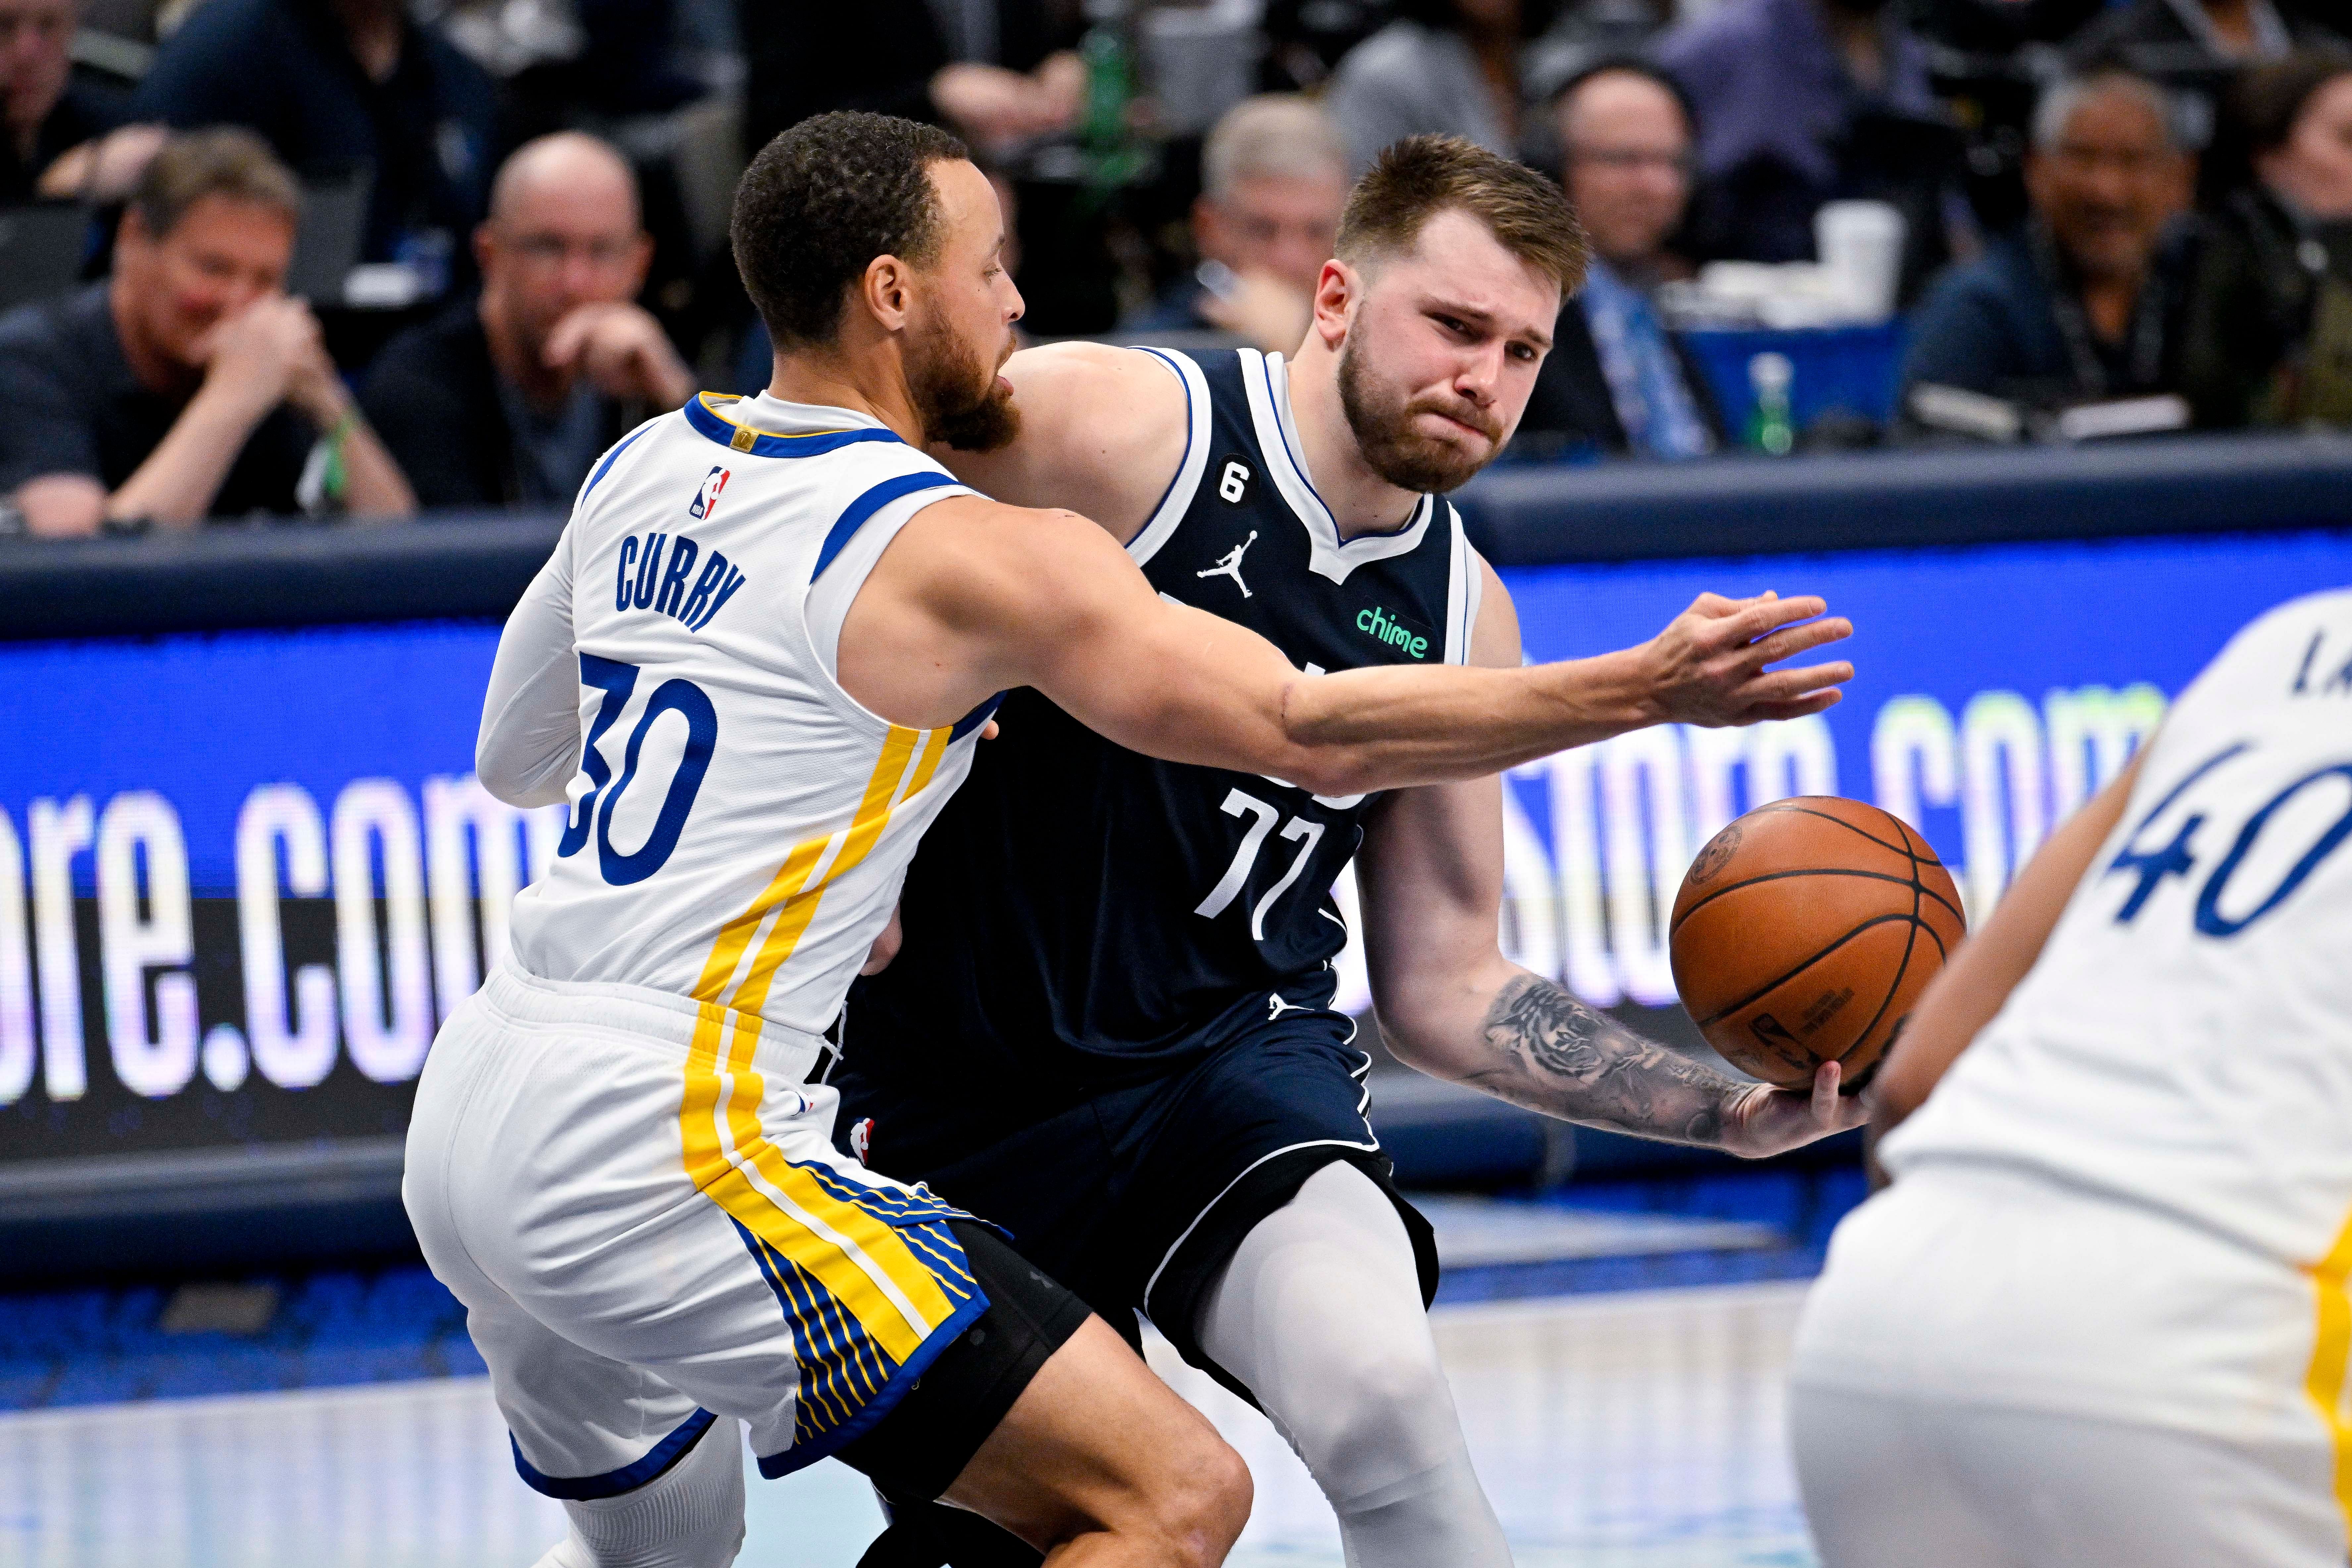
1080, 0, 1131, 148
1749, 351, 1796, 456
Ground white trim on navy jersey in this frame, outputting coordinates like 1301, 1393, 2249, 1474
1126, 348, 1214, 567
1441, 502, 1480, 667
1237, 348, 1435, 585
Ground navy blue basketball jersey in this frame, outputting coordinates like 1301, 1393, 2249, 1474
845, 347, 1483, 1086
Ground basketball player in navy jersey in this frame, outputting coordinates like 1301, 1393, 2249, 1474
835, 135, 1866, 1568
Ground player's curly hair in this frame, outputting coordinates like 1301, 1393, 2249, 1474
731, 111, 972, 351
1337, 134, 1589, 295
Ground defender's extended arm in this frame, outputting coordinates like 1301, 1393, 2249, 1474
1355, 564, 1862, 1157
840, 497, 1854, 799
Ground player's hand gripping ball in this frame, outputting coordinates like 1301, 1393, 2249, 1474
1668, 798, 1965, 1094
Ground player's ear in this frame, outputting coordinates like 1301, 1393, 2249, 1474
860, 253, 916, 333
1312, 259, 1357, 350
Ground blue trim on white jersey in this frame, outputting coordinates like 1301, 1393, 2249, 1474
814, 472, 961, 580
511, 1407, 718, 1500
682, 394, 906, 459
582, 422, 654, 499
950, 693, 1005, 740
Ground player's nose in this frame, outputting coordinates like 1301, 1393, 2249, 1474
1455, 349, 1501, 404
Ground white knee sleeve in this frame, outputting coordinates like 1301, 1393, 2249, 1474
1193, 1162, 1511, 1568
530, 1415, 747, 1568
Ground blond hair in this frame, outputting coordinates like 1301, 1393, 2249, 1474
1335, 134, 1588, 292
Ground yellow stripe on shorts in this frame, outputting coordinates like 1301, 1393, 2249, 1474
679, 1004, 953, 1363
672, 725, 963, 1372
2306, 1206, 2352, 1543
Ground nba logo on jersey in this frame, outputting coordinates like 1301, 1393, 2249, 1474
687, 465, 730, 520
850, 1118, 875, 1163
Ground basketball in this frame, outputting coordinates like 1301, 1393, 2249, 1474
1669, 798, 1966, 1093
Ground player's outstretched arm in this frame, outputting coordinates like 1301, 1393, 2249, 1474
1868, 754, 2143, 1143
1356, 566, 1861, 1159
840, 500, 1856, 797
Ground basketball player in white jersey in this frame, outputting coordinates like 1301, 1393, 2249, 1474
1792, 587, 2352, 1566
401, 111, 1859, 1568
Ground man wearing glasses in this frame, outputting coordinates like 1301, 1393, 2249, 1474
362, 132, 694, 509
1516, 60, 1726, 460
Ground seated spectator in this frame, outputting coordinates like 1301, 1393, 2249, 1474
1903, 71, 2197, 410
1124, 95, 1348, 353
2181, 49, 2352, 426
0, 129, 413, 537
1327, 0, 1525, 177
134, 0, 498, 294
1518, 60, 1726, 459
361, 133, 692, 509
1, 0, 126, 202
2068, 0, 2345, 167
1656, 0, 1967, 299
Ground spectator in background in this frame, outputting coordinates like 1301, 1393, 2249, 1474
135, 0, 498, 293
0, 0, 125, 201
2070, 0, 2341, 74
361, 132, 691, 509
1656, 0, 1967, 298
2181, 50, 2352, 426
1326, 0, 1526, 177
1904, 72, 2196, 410
740, 0, 1082, 161
1125, 95, 1348, 353
2068, 0, 2345, 180
0, 129, 413, 536
1518, 60, 1726, 459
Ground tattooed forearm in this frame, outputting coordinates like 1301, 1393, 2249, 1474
1461, 973, 1748, 1147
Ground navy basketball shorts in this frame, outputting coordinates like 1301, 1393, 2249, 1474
830, 1008, 1438, 1400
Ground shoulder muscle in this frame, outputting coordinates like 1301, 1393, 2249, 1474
931, 342, 1189, 544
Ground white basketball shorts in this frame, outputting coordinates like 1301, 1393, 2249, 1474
402, 966, 986, 1500
1791, 1165, 2350, 1568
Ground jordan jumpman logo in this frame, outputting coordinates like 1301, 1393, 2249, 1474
1196, 531, 1258, 598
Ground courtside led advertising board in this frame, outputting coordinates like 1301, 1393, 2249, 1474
1, 529, 2344, 1172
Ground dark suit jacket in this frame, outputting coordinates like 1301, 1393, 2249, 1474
1514, 298, 1730, 460
360, 299, 633, 510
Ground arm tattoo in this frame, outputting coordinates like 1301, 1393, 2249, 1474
1461, 973, 1747, 1147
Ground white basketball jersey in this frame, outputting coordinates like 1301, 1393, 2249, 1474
503, 392, 990, 1042
1884, 588, 2352, 1270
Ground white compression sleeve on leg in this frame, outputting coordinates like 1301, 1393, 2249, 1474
529, 1415, 748, 1568
1193, 1162, 1512, 1568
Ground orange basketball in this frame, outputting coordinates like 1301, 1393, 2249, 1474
1668, 797, 1965, 1093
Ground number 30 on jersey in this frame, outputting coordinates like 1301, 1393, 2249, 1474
558, 653, 719, 885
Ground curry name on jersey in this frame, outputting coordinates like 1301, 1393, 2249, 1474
503, 392, 994, 1044
850, 347, 1484, 1080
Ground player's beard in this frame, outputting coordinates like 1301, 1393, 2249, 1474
913, 312, 1021, 453
1335, 338, 1504, 495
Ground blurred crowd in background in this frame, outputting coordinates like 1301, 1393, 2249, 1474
3, 0, 2351, 534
